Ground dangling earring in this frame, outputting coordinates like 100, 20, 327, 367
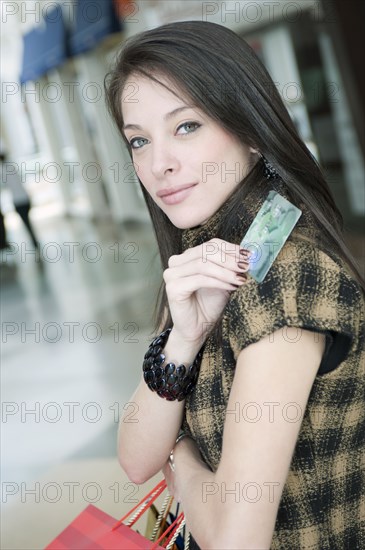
260, 153, 280, 180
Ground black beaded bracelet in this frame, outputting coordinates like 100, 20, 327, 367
142, 328, 203, 401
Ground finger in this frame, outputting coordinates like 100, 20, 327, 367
166, 273, 247, 298
168, 238, 250, 269
164, 256, 249, 287
201, 238, 251, 262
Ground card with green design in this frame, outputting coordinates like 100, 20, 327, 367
240, 191, 302, 283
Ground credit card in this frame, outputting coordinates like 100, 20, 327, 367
240, 191, 302, 283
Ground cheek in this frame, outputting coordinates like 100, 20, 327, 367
133, 161, 150, 189
139, 178, 153, 196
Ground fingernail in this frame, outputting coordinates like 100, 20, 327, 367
237, 261, 249, 270
236, 273, 247, 282
239, 248, 251, 258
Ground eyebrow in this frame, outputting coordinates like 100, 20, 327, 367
123, 105, 196, 131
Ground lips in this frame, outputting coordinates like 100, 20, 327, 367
156, 183, 197, 197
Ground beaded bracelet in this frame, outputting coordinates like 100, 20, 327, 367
142, 328, 203, 401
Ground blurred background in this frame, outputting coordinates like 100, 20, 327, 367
1, 1, 364, 548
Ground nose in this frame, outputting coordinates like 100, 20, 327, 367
150, 141, 180, 179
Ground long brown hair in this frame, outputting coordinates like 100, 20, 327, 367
104, 20, 365, 336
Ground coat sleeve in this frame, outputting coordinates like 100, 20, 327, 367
223, 240, 362, 374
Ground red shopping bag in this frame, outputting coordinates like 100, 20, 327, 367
45, 503, 164, 549
45, 479, 185, 550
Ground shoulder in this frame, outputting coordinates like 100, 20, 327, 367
223, 237, 363, 364
275, 237, 362, 307
235, 236, 361, 311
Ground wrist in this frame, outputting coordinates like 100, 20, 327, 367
168, 431, 193, 472
166, 329, 204, 364
143, 328, 204, 401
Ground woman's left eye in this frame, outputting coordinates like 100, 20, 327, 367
176, 121, 201, 135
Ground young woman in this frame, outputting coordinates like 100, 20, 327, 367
105, 21, 365, 549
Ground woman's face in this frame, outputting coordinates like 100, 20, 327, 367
121, 73, 256, 229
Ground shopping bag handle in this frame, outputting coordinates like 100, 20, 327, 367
151, 511, 185, 550
111, 478, 167, 530
111, 478, 186, 549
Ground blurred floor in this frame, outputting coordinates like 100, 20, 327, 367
1, 207, 364, 550
1, 208, 167, 549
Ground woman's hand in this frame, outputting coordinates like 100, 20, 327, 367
163, 238, 250, 343
162, 459, 179, 502
162, 437, 206, 503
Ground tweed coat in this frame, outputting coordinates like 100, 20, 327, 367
179, 179, 365, 549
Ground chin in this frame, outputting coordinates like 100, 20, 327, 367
167, 212, 206, 230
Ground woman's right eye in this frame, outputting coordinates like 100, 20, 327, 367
129, 137, 148, 150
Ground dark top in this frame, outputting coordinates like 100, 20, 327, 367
179, 179, 365, 549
